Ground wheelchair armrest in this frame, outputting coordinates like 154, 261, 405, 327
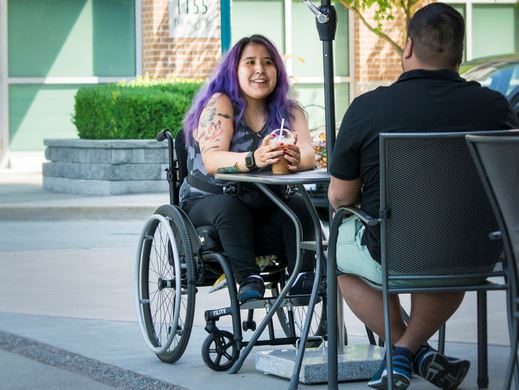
335, 206, 380, 227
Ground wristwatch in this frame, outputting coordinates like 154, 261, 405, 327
245, 151, 259, 171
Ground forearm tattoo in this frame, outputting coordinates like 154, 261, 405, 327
197, 99, 231, 154
217, 163, 240, 174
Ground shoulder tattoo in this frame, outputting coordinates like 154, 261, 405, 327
197, 100, 231, 148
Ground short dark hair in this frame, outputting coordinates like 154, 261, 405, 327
407, 2, 465, 69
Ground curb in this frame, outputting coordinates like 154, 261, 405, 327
0, 206, 158, 221
0, 330, 185, 390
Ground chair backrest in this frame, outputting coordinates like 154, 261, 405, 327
379, 131, 513, 278
174, 129, 188, 185
466, 134, 519, 267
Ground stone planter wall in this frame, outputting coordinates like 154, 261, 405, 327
43, 139, 170, 195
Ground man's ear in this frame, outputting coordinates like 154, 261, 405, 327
403, 37, 413, 59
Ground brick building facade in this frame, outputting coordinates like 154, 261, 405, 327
141, 0, 221, 79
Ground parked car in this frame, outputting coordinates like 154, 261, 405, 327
460, 53, 519, 114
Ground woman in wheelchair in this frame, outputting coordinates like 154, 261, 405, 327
179, 34, 317, 303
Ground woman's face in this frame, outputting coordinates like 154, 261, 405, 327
237, 42, 278, 103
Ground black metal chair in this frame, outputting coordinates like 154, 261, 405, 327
466, 133, 519, 390
328, 130, 518, 389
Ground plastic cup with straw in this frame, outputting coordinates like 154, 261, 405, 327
270, 118, 295, 174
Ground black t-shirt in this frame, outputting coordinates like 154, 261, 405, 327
330, 69, 519, 262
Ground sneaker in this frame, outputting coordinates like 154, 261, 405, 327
414, 344, 470, 389
368, 346, 412, 390
238, 275, 265, 303
289, 272, 315, 295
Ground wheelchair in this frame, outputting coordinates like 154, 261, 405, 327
135, 129, 328, 371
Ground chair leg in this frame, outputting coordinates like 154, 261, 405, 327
366, 326, 377, 345
515, 314, 519, 389
438, 323, 446, 354
477, 290, 489, 389
383, 291, 394, 390
503, 317, 519, 390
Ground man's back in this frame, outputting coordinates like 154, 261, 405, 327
331, 68, 519, 261
362, 69, 515, 134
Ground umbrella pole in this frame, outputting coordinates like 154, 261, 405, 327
314, 3, 339, 389
318, 6, 340, 389
301, 2, 339, 389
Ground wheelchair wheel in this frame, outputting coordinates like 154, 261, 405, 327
201, 330, 239, 371
273, 285, 327, 344
136, 204, 196, 363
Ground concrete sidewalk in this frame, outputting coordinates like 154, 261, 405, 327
0, 153, 514, 389
0, 152, 167, 220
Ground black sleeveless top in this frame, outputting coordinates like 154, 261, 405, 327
179, 117, 272, 206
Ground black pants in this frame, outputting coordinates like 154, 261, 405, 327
183, 191, 316, 284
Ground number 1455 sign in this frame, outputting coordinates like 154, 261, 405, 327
169, 0, 218, 38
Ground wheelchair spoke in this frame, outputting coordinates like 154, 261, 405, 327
223, 352, 233, 361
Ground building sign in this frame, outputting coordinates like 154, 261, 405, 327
169, 0, 218, 38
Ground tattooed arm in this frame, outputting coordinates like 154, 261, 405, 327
195, 93, 248, 175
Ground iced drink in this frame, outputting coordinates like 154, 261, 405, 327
270, 128, 295, 175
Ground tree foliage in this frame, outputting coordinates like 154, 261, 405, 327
337, 0, 424, 55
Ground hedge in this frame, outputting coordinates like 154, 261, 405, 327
73, 77, 203, 139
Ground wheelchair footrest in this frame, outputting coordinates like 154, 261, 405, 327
239, 295, 321, 310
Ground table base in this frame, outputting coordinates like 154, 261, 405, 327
255, 344, 384, 384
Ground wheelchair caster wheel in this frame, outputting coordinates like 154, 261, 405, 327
242, 320, 256, 332
201, 330, 239, 371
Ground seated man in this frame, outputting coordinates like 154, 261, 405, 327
328, 3, 519, 389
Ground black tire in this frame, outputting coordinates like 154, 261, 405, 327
201, 330, 239, 371
136, 204, 197, 363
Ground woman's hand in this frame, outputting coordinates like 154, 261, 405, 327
282, 133, 302, 171
253, 134, 285, 168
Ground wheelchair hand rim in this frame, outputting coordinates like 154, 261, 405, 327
135, 213, 182, 354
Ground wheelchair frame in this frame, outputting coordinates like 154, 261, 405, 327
135, 129, 327, 371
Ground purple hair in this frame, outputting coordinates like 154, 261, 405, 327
183, 34, 299, 145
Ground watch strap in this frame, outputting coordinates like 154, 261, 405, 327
245, 151, 259, 171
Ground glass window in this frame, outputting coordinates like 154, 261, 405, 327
9, 85, 82, 151
291, 2, 349, 77
294, 83, 349, 130
8, 0, 136, 77
472, 4, 518, 58
231, 0, 284, 47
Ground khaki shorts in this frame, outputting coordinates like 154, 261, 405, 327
335, 216, 486, 288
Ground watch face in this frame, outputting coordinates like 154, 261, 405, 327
246, 152, 254, 168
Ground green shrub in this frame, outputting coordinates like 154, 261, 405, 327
73, 77, 203, 139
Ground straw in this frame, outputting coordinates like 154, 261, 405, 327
279, 118, 285, 139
